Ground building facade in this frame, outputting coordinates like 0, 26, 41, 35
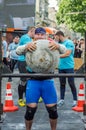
35, 0, 57, 27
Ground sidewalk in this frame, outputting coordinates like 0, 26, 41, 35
0, 103, 85, 130
0, 71, 85, 130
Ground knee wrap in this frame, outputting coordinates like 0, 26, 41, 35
46, 105, 58, 119
25, 106, 37, 120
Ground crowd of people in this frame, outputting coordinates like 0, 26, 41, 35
1, 26, 85, 130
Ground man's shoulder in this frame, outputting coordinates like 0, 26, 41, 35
64, 39, 73, 43
21, 33, 29, 39
10, 42, 14, 45
8, 42, 14, 47
19, 34, 32, 46
2, 40, 7, 44
64, 39, 74, 46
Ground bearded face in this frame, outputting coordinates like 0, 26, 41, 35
58, 35, 62, 43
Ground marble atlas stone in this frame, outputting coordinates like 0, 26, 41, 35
26, 39, 59, 73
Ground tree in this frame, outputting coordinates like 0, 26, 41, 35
56, 0, 86, 34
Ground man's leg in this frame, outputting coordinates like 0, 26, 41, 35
59, 70, 66, 100
25, 120, 33, 130
50, 119, 57, 130
17, 61, 27, 106
18, 80, 26, 107
67, 69, 77, 107
57, 77, 66, 107
25, 105, 37, 130
25, 79, 40, 130
42, 79, 58, 130
46, 105, 58, 130
68, 77, 77, 107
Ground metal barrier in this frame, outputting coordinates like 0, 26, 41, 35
1, 73, 86, 78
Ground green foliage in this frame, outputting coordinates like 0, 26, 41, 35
56, 0, 86, 33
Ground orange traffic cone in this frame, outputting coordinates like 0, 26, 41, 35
72, 83, 85, 112
3, 82, 19, 112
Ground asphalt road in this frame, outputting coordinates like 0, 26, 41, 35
0, 69, 85, 130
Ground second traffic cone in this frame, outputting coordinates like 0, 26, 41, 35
3, 82, 19, 112
72, 83, 85, 112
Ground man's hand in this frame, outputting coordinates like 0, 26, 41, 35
48, 41, 60, 50
25, 42, 37, 52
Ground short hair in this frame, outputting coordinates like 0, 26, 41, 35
55, 31, 64, 36
13, 35, 19, 39
27, 26, 35, 32
80, 38, 84, 41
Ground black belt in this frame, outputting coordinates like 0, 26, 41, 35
28, 71, 53, 80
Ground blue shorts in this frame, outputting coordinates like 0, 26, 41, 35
26, 79, 58, 104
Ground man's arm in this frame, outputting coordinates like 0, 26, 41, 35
16, 44, 27, 55
16, 42, 36, 55
48, 41, 67, 54
60, 50, 71, 58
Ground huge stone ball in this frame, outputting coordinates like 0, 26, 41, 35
26, 39, 59, 73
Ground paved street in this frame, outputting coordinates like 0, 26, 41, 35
0, 69, 85, 130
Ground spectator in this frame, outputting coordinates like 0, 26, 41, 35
17, 26, 35, 107
73, 38, 84, 58
2, 36, 8, 65
79, 38, 85, 62
55, 31, 77, 107
8, 35, 20, 82
76, 40, 82, 58
73, 38, 79, 58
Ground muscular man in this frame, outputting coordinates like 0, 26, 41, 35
16, 27, 67, 130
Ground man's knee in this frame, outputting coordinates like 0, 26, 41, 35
46, 104, 58, 119
20, 80, 26, 86
25, 106, 37, 120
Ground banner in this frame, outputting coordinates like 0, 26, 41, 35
0, 0, 36, 29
